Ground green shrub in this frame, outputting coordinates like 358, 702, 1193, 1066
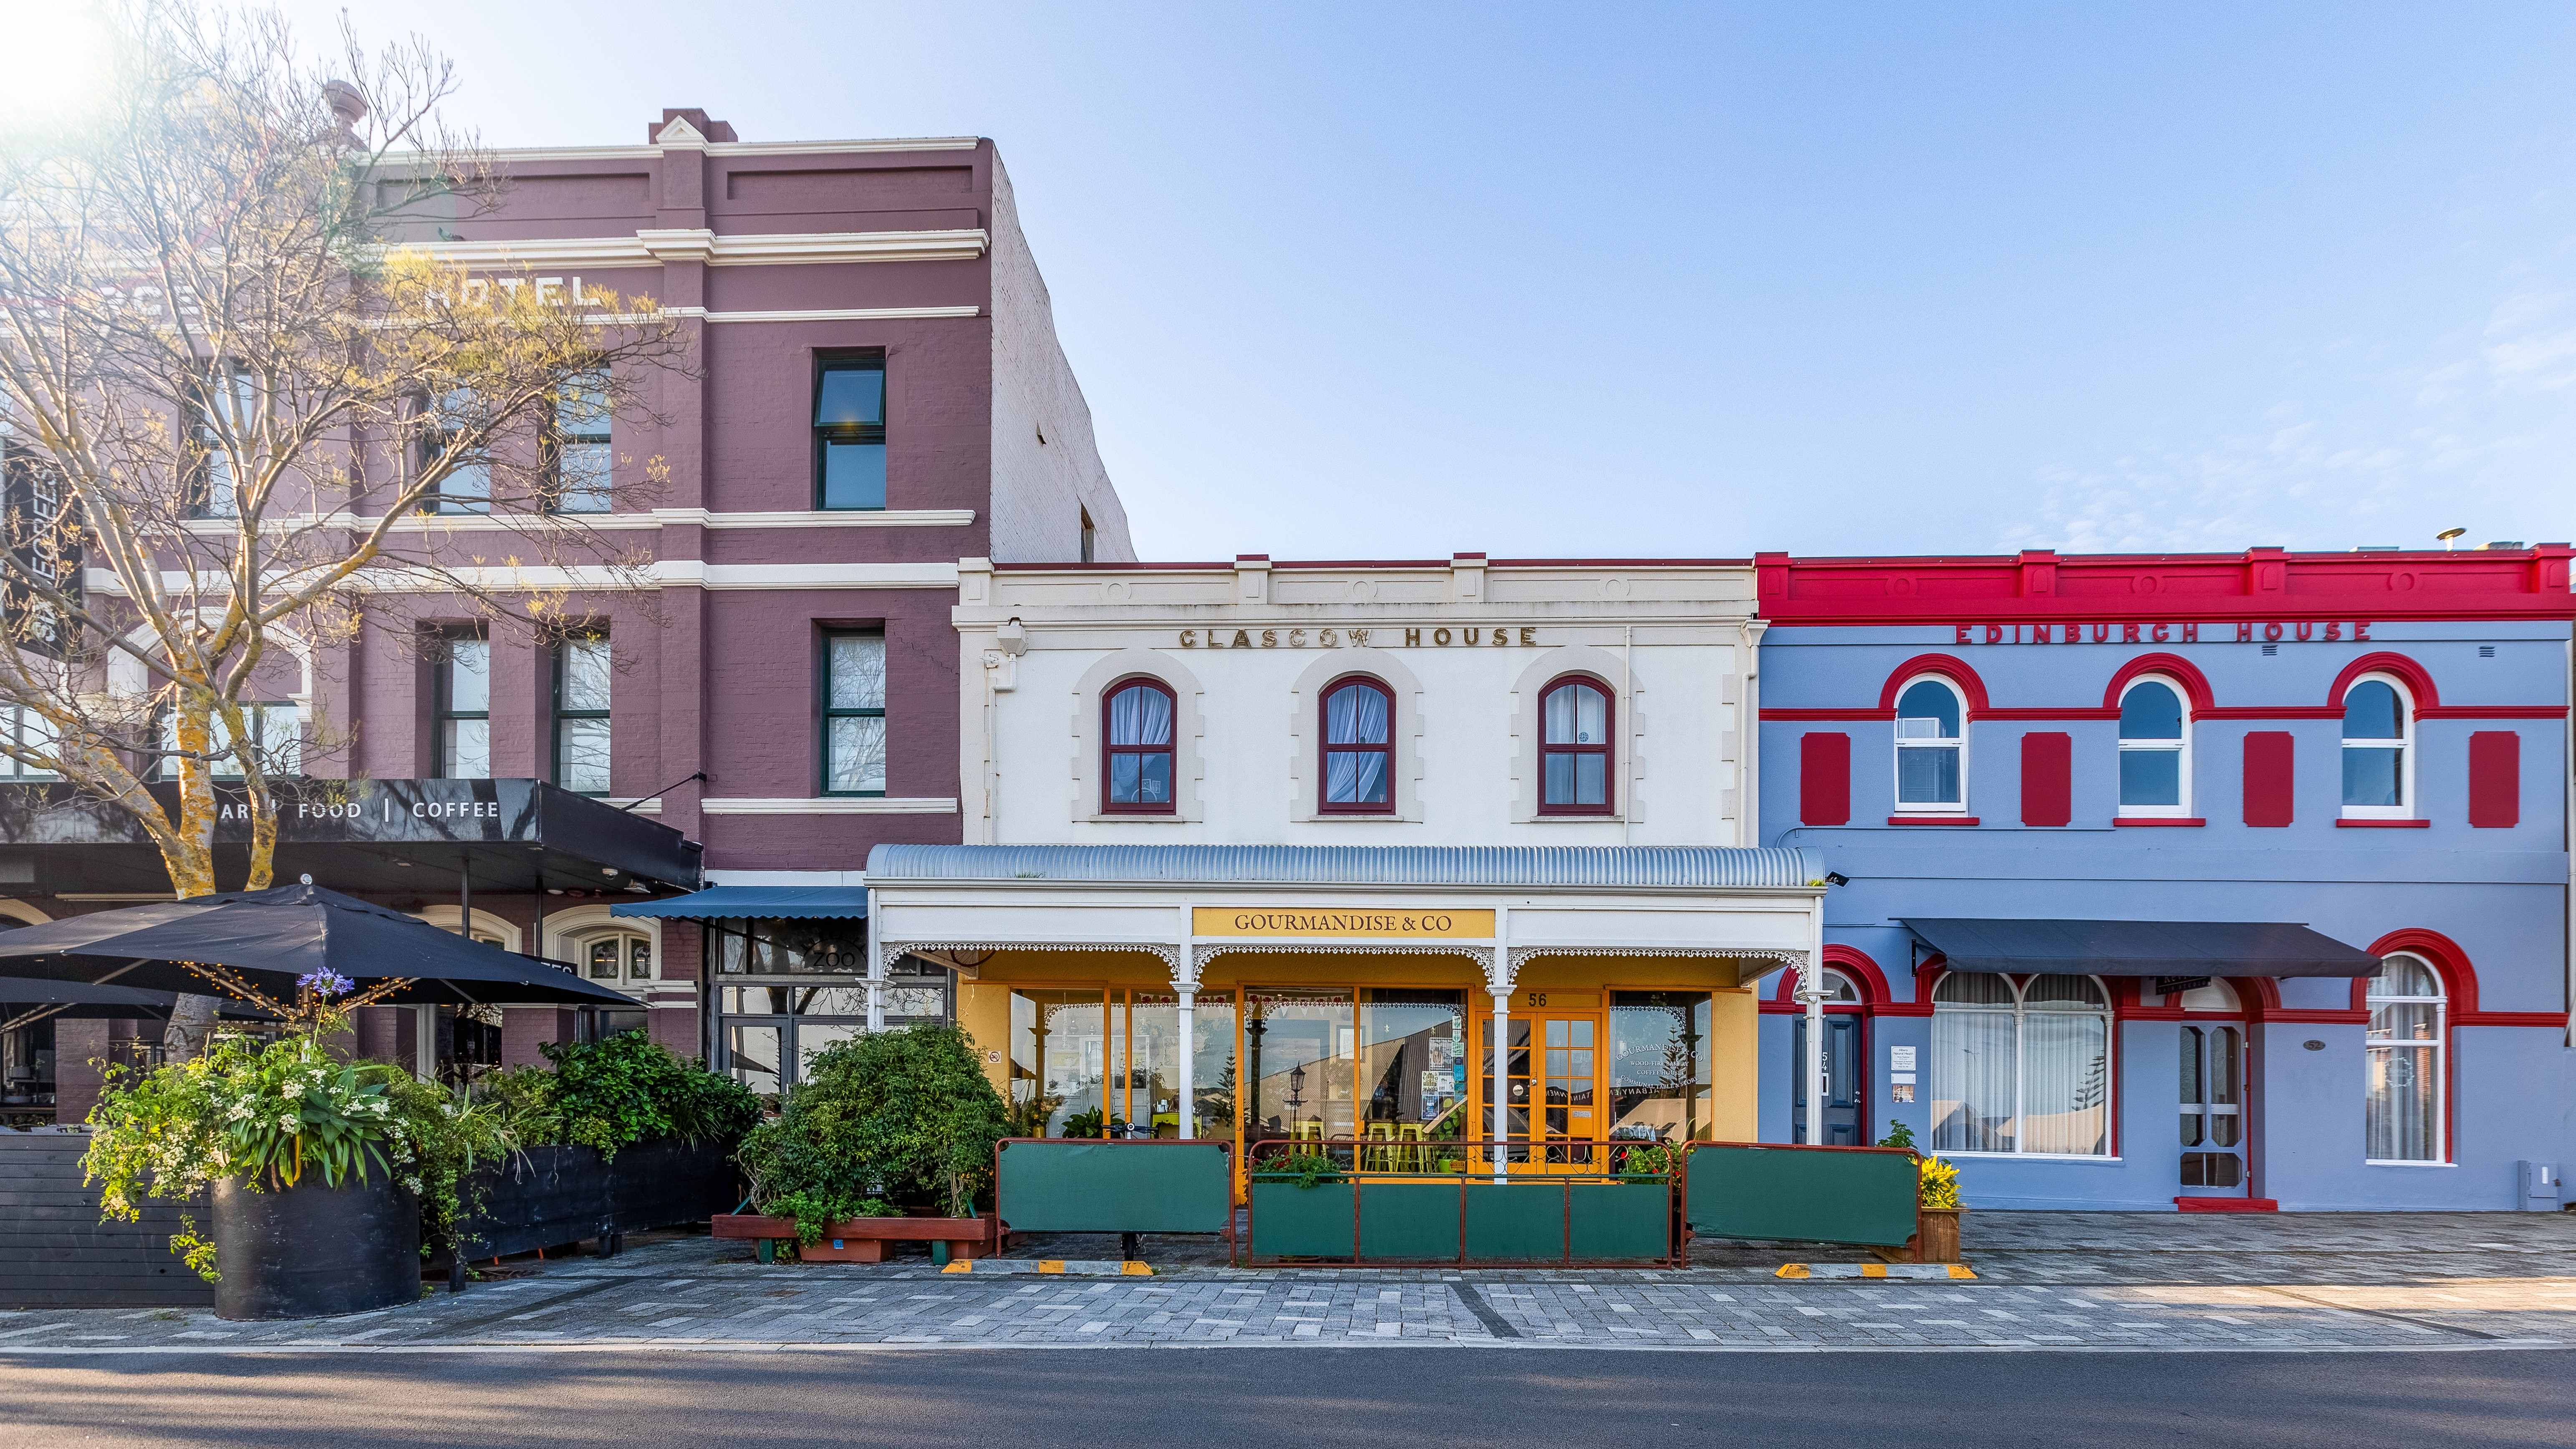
736, 1023, 1008, 1219
1250, 1151, 1342, 1189
764, 1187, 897, 1245
470, 1032, 760, 1160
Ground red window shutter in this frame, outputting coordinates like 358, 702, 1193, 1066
2020, 732, 2070, 827
2242, 731, 2294, 827
2468, 731, 2520, 828
1799, 732, 1850, 826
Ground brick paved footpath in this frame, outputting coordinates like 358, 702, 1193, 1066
7, 1212, 2575, 1355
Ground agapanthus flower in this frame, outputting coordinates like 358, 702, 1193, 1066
275, 1113, 299, 1131
296, 970, 356, 998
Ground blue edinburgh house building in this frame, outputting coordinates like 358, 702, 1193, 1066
1752, 545, 2574, 1211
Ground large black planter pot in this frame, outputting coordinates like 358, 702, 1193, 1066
212, 1174, 419, 1321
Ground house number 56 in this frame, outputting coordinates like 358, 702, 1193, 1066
1525, 992, 1547, 1007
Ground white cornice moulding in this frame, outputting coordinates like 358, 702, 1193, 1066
402, 228, 989, 271
378, 136, 979, 168
657, 561, 962, 590
701, 797, 960, 815
664, 305, 983, 324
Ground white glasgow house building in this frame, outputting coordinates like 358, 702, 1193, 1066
863, 552, 1842, 1172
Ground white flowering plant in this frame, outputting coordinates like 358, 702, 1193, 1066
83, 1027, 512, 1281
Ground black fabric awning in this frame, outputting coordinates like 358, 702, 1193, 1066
1901, 918, 2383, 978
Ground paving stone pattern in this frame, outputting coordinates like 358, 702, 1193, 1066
7, 1212, 2576, 1354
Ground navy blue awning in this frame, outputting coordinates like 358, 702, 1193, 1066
1901, 918, 2381, 977
613, 885, 867, 921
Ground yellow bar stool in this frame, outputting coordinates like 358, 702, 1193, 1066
1363, 1120, 1397, 1172
1397, 1123, 1426, 1173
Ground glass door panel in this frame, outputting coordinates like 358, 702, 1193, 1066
1245, 991, 1352, 1152
1011, 988, 1113, 1137
1480, 1011, 1603, 1171
2179, 1024, 2247, 1193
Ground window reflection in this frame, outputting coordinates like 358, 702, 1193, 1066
1609, 991, 1710, 1140
1246, 991, 1352, 1150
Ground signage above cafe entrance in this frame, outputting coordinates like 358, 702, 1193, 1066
1192, 907, 1496, 940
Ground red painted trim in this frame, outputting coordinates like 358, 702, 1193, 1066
2177, 1197, 2279, 1213
1878, 655, 1990, 713
1536, 673, 1617, 816
1887, 815, 1980, 826
2336, 818, 2430, 828
2357, 929, 2480, 1165
2115, 816, 2207, 827
2202, 706, 2344, 720
2455, 1011, 2572, 1028
1098, 676, 1178, 816
2420, 705, 2571, 719
2020, 732, 2071, 828
2328, 652, 2439, 711
1761, 707, 1893, 722
2266, 1009, 2372, 1025
2102, 654, 2216, 714
1798, 732, 1852, 827
1315, 674, 1395, 816
1753, 546, 2576, 624
1979, 707, 2120, 721
2467, 731, 2520, 828
1765, 945, 1895, 1008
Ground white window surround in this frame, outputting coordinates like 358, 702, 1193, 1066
1928, 971, 2114, 1159
2364, 952, 2445, 1164
2341, 671, 2416, 821
2115, 675, 2192, 819
412, 905, 522, 953
1508, 644, 1643, 824
1285, 649, 1426, 823
1891, 674, 1968, 815
1067, 649, 1208, 824
543, 903, 663, 1003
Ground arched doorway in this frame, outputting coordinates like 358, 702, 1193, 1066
2157, 977, 2251, 1198
1789, 968, 1867, 1146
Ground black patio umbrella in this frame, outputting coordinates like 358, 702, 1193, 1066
0, 882, 632, 1007
0, 977, 274, 1021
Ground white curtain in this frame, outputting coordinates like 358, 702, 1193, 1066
1930, 1008, 2015, 1153
1109, 684, 1173, 745
2021, 1010, 2108, 1154
1323, 685, 1389, 803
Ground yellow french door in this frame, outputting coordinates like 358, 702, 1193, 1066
1478, 1005, 1606, 1171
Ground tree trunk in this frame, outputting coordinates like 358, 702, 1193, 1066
153, 742, 225, 1063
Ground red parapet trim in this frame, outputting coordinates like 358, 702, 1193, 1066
2420, 705, 2571, 719
1762, 707, 1894, 722
2455, 1011, 2572, 1028
2115, 817, 2207, 827
1887, 815, 1981, 826
2335, 818, 2430, 828
1484, 557, 1757, 569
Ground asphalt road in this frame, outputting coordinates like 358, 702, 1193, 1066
9, 1347, 2576, 1448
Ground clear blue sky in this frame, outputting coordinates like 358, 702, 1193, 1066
295, 1, 2576, 561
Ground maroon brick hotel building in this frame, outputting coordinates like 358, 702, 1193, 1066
9, 110, 1134, 1118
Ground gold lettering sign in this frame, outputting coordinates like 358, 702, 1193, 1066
1192, 907, 1496, 939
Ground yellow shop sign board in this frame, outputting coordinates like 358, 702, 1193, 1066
1193, 907, 1495, 939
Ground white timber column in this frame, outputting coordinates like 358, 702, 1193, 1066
1800, 904, 1827, 1146
1174, 910, 1199, 1138
1486, 912, 1515, 1181
412, 1003, 437, 1084
865, 887, 886, 1032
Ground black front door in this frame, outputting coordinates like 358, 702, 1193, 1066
1791, 1013, 1865, 1145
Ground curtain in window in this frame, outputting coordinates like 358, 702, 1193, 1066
1108, 684, 1172, 745
1324, 684, 1388, 804
1929, 1008, 2015, 1153
2021, 1010, 2109, 1154
2366, 957, 2442, 1161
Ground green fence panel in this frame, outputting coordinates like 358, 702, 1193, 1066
1568, 1183, 1669, 1261
1461, 1182, 1566, 1262
1249, 1181, 1355, 1258
1357, 1182, 1462, 1262
997, 1142, 1233, 1234
1686, 1146, 1918, 1247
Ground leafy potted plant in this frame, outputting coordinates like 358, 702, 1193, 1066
1875, 1121, 1963, 1263
722, 1025, 1008, 1262
84, 973, 507, 1320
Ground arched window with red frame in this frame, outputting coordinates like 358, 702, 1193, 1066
1539, 674, 1615, 814
1101, 677, 1177, 814
1319, 674, 1394, 814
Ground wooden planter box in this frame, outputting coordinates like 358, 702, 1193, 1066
711, 1213, 994, 1263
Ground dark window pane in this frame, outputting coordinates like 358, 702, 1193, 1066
821, 441, 886, 509
1896, 745, 1960, 805
2343, 747, 2402, 807
1138, 754, 1171, 804
2119, 682, 2183, 739
2119, 749, 2181, 806
815, 366, 884, 427
1895, 681, 1960, 737
2344, 680, 2402, 740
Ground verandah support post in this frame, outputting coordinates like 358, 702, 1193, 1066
1801, 909, 1826, 1146
1173, 929, 1199, 1138
1485, 921, 1514, 1183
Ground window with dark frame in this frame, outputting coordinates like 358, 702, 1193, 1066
1318, 674, 1394, 813
545, 371, 612, 514
418, 389, 490, 514
554, 632, 611, 793
821, 631, 886, 795
434, 633, 490, 779
812, 358, 887, 510
1101, 677, 1176, 813
1538, 674, 1613, 814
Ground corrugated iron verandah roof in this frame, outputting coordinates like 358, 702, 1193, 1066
865, 844, 1826, 891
